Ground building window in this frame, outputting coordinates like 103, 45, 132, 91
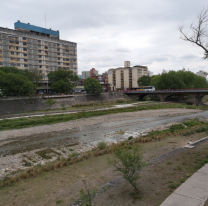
24, 59, 27, 62
23, 42, 27, 45
10, 52, 14, 55
39, 55, 41, 58
38, 40, 41, 43
39, 60, 41, 63
39, 65, 42, 68
58, 62, 60, 65
45, 46, 48, 49
24, 64, 28, 67
23, 48, 27, 51
23, 37, 27, 40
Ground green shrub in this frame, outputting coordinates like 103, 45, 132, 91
128, 136, 133, 140
146, 97, 151, 101
184, 119, 201, 127
170, 124, 185, 132
44, 99, 56, 107
97, 141, 107, 150
116, 99, 125, 103
111, 145, 144, 194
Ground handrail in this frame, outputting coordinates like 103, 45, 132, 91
123, 88, 208, 92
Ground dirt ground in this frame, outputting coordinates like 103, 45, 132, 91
0, 108, 200, 141
0, 131, 207, 206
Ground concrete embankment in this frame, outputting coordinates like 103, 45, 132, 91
0, 92, 129, 115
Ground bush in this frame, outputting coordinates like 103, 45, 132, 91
184, 119, 201, 127
116, 99, 125, 103
146, 97, 151, 101
169, 124, 185, 132
97, 141, 107, 150
44, 99, 56, 108
128, 136, 133, 140
111, 145, 144, 194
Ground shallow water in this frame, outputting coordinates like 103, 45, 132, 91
0, 110, 208, 155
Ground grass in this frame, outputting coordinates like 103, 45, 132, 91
0, 103, 206, 131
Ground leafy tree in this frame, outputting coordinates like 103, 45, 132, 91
137, 75, 151, 86
150, 69, 208, 89
48, 68, 79, 93
84, 78, 103, 95
0, 72, 36, 96
111, 145, 143, 194
23, 68, 43, 84
0, 66, 24, 75
0, 66, 42, 84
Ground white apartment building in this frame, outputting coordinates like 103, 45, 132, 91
108, 61, 149, 90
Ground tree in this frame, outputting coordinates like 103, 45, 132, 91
23, 68, 43, 84
0, 72, 36, 96
150, 69, 208, 89
137, 75, 151, 86
0, 66, 42, 84
179, 8, 208, 59
48, 68, 79, 93
111, 145, 143, 194
84, 78, 103, 95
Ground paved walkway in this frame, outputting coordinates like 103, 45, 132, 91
161, 163, 208, 206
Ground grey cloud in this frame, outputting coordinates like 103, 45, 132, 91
1, 0, 208, 74
114, 48, 130, 53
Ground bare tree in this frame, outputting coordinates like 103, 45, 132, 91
179, 8, 208, 59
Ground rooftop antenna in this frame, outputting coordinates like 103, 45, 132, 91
45, 13, 46, 28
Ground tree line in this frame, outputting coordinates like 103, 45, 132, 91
138, 69, 208, 89
0, 67, 103, 97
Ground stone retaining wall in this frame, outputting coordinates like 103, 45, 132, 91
0, 92, 129, 115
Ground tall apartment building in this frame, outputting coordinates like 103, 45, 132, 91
108, 61, 149, 90
0, 21, 77, 80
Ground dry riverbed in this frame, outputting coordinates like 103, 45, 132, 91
0, 108, 202, 178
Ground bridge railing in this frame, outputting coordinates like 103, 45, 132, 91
123, 88, 208, 92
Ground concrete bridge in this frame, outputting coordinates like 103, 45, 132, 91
123, 89, 208, 106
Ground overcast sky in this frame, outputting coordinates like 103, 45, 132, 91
1, 0, 208, 75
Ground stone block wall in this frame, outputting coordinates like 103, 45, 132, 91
0, 92, 130, 115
